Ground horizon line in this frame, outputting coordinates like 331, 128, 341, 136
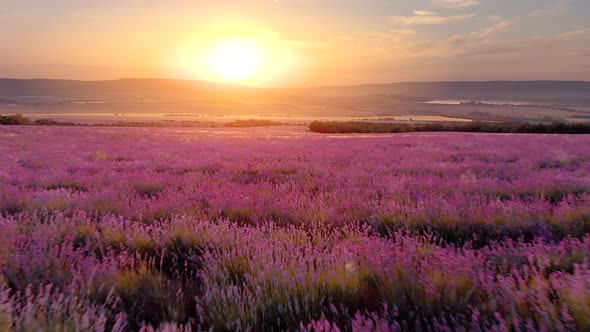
1, 77, 590, 90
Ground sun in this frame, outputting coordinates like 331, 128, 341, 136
205, 38, 264, 83
174, 33, 301, 86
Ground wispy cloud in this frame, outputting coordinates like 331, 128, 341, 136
436, 0, 480, 8
426, 28, 590, 58
529, 0, 571, 18
389, 10, 475, 26
471, 20, 512, 38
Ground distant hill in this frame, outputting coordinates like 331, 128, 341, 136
1, 78, 589, 103
2, 78, 590, 123
286, 81, 590, 102
0, 78, 250, 102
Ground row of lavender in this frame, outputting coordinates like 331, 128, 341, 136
1, 126, 589, 330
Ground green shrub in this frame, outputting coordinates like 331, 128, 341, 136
0, 114, 32, 125
309, 121, 590, 134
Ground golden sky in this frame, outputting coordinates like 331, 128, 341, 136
1, 0, 589, 87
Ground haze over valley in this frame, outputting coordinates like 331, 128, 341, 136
2, 78, 590, 124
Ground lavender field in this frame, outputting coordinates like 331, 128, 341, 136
1, 125, 590, 331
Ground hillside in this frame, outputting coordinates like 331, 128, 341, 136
1, 78, 590, 123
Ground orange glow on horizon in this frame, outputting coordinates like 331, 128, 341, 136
169, 25, 308, 87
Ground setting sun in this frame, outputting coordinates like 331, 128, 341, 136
205, 39, 265, 83
173, 30, 304, 86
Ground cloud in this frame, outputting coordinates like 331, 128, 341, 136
381, 20, 590, 61
442, 28, 590, 57
559, 29, 589, 38
529, 0, 571, 18
389, 10, 475, 26
413, 10, 437, 16
471, 20, 512, 38
436, 0, 480, 8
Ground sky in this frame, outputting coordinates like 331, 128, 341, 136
1, 0, 589, 87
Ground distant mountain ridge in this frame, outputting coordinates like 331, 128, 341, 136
292, 81, 590, 101
1, 78, 589, 103
0, 78, 248, 101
